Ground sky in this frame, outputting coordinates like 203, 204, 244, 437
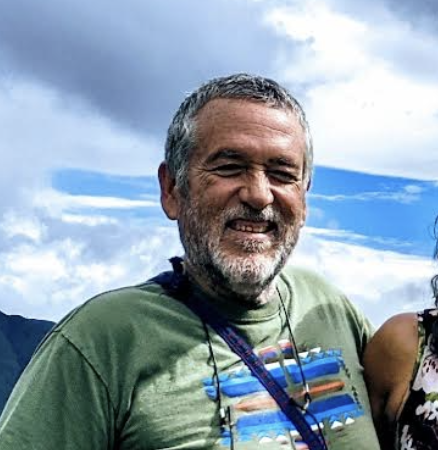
0, 0, 437, 326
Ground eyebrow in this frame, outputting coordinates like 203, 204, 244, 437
204, 149, 301, 170
269, 157, 300, 169
204, 149, 246, 165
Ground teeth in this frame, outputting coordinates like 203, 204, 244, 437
233, 223, 269, 233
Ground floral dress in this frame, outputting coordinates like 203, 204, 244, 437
397, 309, 438, 450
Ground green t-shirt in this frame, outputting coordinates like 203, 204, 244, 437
0, 266, 380, 450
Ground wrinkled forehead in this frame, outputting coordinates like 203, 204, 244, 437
195, 98, 305, 143
189, 99, 307, 169
195, 98, 302, 138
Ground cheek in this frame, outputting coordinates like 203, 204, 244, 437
184, 195, 223, 222
196, 171, 241, 196
197, 186, 236, 212
278, 193, 306, 218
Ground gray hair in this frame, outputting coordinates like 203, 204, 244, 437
165, 73, 313, 192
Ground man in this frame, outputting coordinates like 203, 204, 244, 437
0, 74, 380, 449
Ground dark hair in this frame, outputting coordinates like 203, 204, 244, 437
165, 73, 313, 194
433, 216, 438, 306
430, 216, 438, 353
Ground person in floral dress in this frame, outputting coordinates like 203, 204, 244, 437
364, 217, 438, 449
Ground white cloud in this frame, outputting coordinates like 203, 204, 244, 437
265, 0, 438, 180
404, 184, 424, 195
305, 226, 411, 250
60, 213, 119, 226
0, 218, 182, 321
33, 189, 160, 213
0, 201, 433, 328
309, 183, 425, 203
0, 80, 162, 211
0, 212, 47, 243
294, 228, 435, 326
267, 1, 369, 81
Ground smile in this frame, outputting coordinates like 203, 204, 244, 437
228, 220, 276, 234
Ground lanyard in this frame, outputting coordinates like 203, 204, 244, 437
151, 259, 327, 450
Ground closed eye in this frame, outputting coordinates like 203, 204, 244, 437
210, 164, 245, 177
268, 170, 299, 183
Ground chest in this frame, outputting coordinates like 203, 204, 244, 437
115, 323, 378, 450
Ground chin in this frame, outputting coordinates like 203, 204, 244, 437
212, 254, 281, 299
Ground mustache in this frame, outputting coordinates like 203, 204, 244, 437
223, 205, 281, 224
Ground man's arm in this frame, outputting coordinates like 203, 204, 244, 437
0, 330, 115, 450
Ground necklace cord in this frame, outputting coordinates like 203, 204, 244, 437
203, 321, 235, 449
277, 288, 328, 448
278, 288, 311, 410
151, 257, 328, 450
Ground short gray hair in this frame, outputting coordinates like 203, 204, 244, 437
165, 73, 313, 192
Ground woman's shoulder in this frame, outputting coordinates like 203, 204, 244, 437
364, 313, 419, 424
365, 313, 418, 384
371, 313, 418, 354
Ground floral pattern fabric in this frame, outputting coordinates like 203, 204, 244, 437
397, 309, 438, 450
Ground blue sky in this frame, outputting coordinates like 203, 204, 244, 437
308, 168, 438, 257
52, 167, 438, 257
0, 0, 437, 326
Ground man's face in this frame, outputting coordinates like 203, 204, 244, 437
164, 98, 308, 300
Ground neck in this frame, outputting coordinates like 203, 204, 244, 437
183, 259, 277, 306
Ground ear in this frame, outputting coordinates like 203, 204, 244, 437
158, 162, 180, 220
306, 177, 312, 192
299, 174, 311, 228
300, 196, 307, 228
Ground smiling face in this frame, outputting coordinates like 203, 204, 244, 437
160, 98, 308, 302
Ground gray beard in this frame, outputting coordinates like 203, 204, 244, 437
178, 202, 300, 303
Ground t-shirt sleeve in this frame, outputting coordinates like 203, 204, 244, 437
0, 330, 115, 450
341, 294, 375, 361
286, 265, 375, 359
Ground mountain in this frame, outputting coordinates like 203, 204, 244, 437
0, 311, 54, 414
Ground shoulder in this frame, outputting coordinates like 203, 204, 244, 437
281, 265, 374, 352
47, 279, 186, 359
33, 280, 183, 388
280, 265, 345, 298
55, 282, 164, 332
365, 313, 418, 367
280, 265, 365, 318
364, 313, 419, 423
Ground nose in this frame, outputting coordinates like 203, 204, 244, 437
238, 170, 274, 210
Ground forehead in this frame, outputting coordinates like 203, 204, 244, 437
193, 98, 306, 163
